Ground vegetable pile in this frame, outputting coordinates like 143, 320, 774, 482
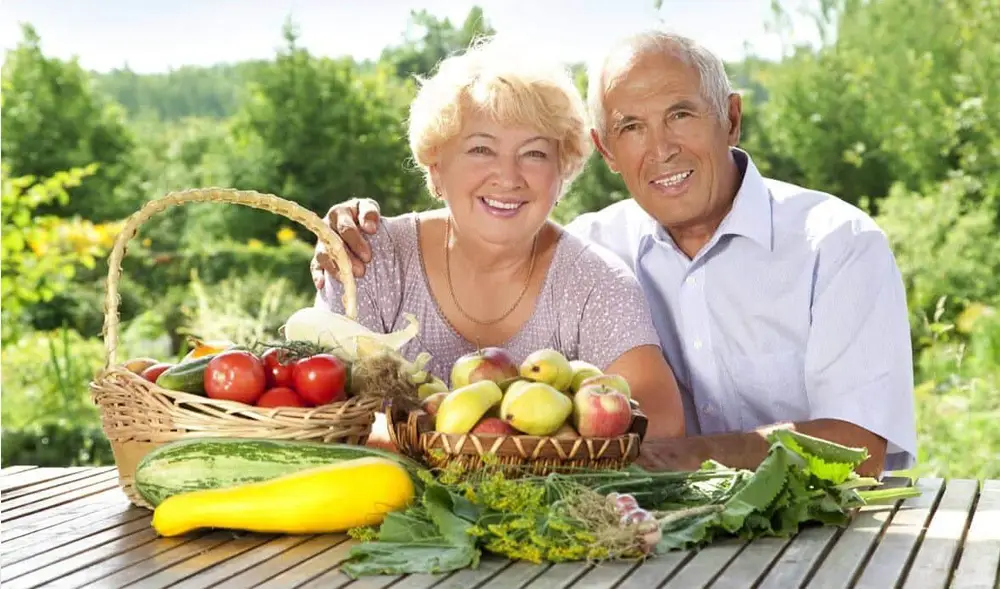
338, 429, 921, 578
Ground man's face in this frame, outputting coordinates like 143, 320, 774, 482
593, 51, 742, 237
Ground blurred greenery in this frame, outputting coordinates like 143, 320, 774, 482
1, 0, 997, 479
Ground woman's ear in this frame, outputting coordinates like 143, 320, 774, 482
429, 164, 444, 199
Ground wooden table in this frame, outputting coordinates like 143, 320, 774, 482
1, 466, 997, 589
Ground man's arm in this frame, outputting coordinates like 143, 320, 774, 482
638, 418, 887, 476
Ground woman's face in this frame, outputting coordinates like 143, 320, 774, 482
431, 113, 562, 248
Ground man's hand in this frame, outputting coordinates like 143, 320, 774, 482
311, 198, 383, 290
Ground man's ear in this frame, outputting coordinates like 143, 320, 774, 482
590, 128, 620, 173
726, 93, 743, 146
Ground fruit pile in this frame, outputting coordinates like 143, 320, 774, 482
422, 347, 637, 439
123, 338, 350, 408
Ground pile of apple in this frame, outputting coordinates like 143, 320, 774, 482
420, 347, 636, 439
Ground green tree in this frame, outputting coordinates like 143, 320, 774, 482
1, 24, 138, 221
380, 7, 496, 79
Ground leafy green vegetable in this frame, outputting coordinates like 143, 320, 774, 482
342, 430, 923, 577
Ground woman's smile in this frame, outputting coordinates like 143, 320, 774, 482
478, 196, 528, 218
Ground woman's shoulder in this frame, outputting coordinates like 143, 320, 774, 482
548, 223, 641, 286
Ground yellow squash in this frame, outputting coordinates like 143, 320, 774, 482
151, 456, 415, 537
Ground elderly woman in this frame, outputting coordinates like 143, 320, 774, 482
316, 38, 684, 441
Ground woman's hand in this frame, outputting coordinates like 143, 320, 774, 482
603, 345, 686, 440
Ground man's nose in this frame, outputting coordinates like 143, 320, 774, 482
648, 124, 681, 162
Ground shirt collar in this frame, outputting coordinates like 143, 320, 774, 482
716, 148, 773, 252
639, 148, 774, 254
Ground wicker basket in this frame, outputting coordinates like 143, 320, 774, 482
89, 187, 380, 508
384, 401, 648, 475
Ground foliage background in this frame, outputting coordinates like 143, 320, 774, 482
2, 0, 997, 478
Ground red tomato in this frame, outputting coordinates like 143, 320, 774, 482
204, 350, 267, 404
292, 354, 347, 405
261, 348, 295, 389
141, 363, 173, 383
257, 387, 308, 408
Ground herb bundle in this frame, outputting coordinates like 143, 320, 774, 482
340, 429, 920, 578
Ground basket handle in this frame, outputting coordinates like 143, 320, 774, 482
101, 187, 358, 368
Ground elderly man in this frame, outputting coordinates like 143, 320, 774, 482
310, 31, 917, 477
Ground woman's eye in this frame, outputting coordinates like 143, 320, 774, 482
469, 145, 493, 155
524, 150, 548, 159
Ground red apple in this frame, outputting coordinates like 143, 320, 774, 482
141, 362, 173, 383
421, 391, 449, 417
579, 374, 632, 398
572, 383, 633, 438
450, 347, 519, 389
471, 417, 519, 435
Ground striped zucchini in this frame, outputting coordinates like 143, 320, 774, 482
134, 437, 425, 507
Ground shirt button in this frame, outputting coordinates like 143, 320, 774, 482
693, 339, 703, 350
702, 404, 714, 415
686, 276, 697, 285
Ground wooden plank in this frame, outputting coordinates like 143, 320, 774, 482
0, 465, 38, 476
707, 536, 792, 588
852, 477, 946, 589
29, 532, 211, 589
1, 466, 114, 501
951, 479, 1000, 589
662, 537, 746, 587
0, 472, 120, 521
0, 488, 130, 541
206, 534, 347, 588
616, 551, 692, 588
0, 516, 154, 583
0, 468, 118, 512
568, 560, 639, 589
1, 505, 149, 565
520, 562, 593, 589
108, 533, 278, 589
755, 525, 841, 588
420, 555, 512, 589
902, 479, 980, 589
342, 572, 409, 589
255, 535, 366, 589
166, 535, 317, 589
477, 560, 550, 588
807, 483, 919, 589
0, 466, 94, 493
67, 531, 233, 588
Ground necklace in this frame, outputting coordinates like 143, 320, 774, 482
445, 217, 538, 326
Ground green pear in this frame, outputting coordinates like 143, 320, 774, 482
499, 381, 572, 436
519, 348, 574, 392
568, 360, 603, 393
435, 381, 503, 435
417, 376, 449, 400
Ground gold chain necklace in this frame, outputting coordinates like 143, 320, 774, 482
445, 217, 538, 326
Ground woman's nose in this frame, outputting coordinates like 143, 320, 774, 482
491, 154, 524, 189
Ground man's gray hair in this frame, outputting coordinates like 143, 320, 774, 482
587, 30, 734, 141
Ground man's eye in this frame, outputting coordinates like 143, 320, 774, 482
672, 111, 692, 120
620, 123, 639, 134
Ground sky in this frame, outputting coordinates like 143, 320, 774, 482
0, 0, 823, 74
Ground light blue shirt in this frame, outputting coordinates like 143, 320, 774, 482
565, 148, 917, 471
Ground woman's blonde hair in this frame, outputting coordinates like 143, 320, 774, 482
408, 36, 592, 196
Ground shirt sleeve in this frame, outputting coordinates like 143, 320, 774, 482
314, 219, 404, 334
804, 227, 917, 472
573, 243, 663, 372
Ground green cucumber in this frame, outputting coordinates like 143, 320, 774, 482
133, 437, 426, 507
155, 354, 216, 395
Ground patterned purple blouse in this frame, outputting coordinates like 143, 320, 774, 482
315, 213, 661, 385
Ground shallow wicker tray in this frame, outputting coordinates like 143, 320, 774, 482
385, 402, 648, 475
89, 187, 378, 509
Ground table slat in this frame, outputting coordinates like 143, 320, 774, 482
0, 465, 38, 477
1, 467, 115, 502
807, 485, 917, 588
563, 560, 637, 589
1, 505, 149, 565
950, 479, 1000, 589
852, 477, 946, 589
0, 466, 94, 494
707, 536, 792, 588
616, 551, 692, 588
0, 472, 120, 521
755, 525, 841, 588
521, 562, 593, 589
662, 538, 746, 587
901, 478, 980, 589
166, 534, 315, 589
206, 533, 346, 588
251, 536, 358, 588
116, 533, 279, 589
0, 488, 129, 541
416, 556, 512, 589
